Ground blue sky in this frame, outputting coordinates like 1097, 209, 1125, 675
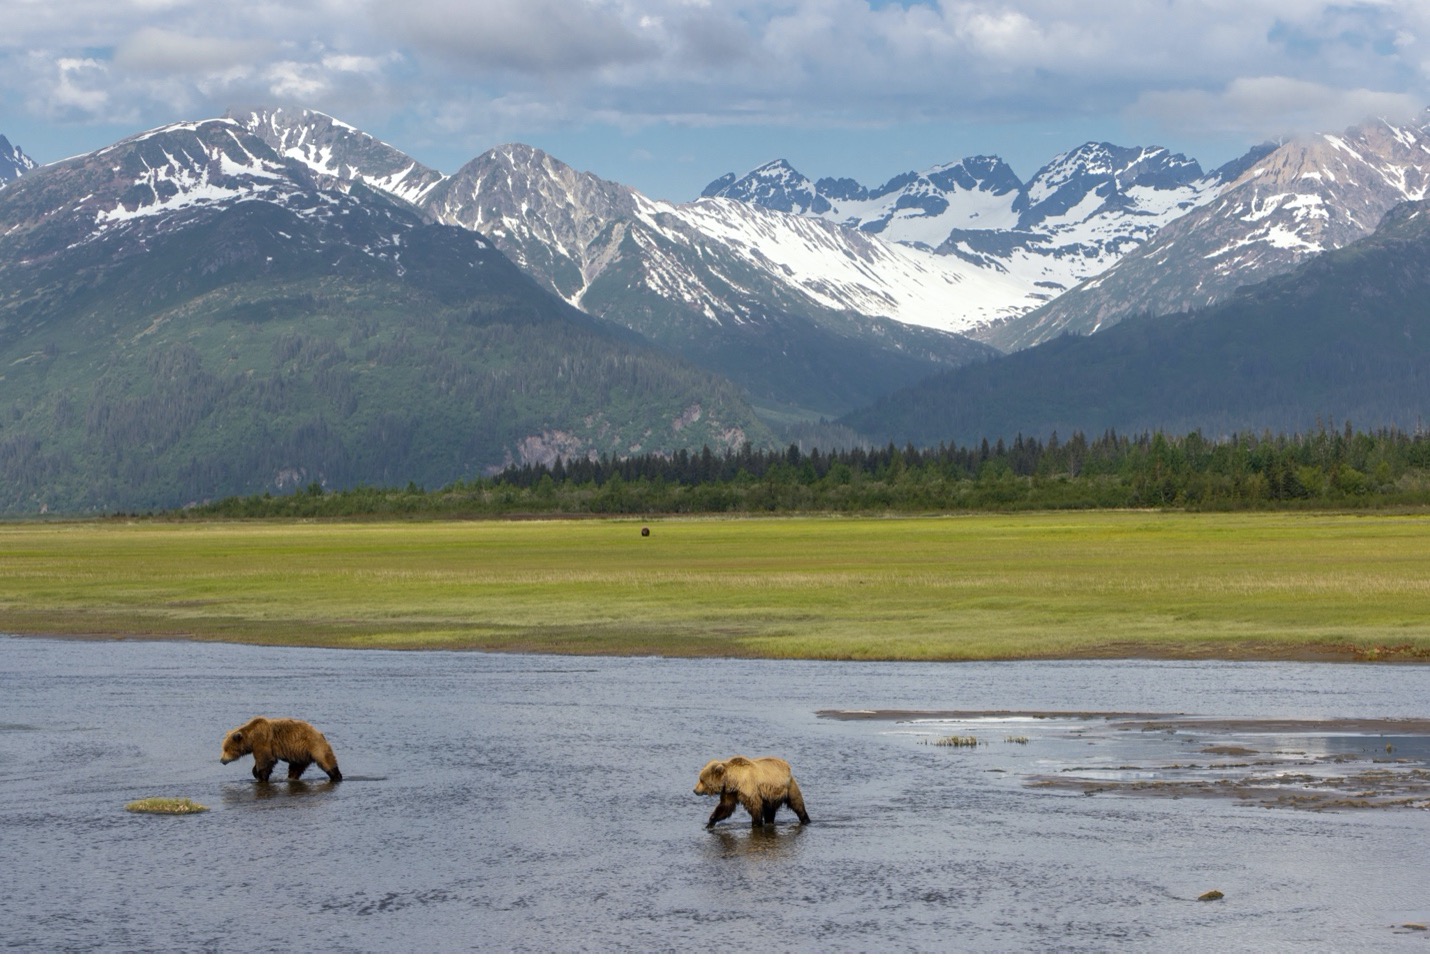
4, 0, 1429, 201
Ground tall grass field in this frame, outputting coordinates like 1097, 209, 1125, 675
2, 513, 1428, 660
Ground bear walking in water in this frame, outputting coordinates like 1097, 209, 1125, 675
694, 755, 810, 827
220, 717, 343, 783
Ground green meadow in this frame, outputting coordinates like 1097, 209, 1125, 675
2, 512, 1429, 661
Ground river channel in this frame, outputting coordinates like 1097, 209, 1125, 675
2, 636, 1429, 952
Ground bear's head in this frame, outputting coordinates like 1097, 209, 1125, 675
220, 727, 251, 765
693, 759, 727, 795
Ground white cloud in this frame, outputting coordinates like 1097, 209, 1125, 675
24, 55, 114, 121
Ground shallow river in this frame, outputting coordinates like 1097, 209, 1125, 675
3, 636, 1430, 953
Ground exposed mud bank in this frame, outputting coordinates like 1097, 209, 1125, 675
824, 709, 1430, 813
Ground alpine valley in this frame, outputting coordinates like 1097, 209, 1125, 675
2, 107, 1429, 512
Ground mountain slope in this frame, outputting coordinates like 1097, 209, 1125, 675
0, 120, 767, 513
995, 118, 1430, 350
0, 135, 35, 185
842, 199, 1430, 446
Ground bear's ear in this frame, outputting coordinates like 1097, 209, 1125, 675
711, 762, 725, 778
231, 732, 243, 743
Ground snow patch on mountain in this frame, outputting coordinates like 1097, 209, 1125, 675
663, 196, 1036, 333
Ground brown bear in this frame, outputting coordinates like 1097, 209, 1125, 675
693, 755, 810, 827
220, 717, 343, 783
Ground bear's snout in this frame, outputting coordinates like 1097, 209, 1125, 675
221, 757, 233, 764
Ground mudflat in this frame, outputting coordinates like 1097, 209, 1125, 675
820, 710, 1430, 734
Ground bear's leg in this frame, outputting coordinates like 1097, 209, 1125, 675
762, 799, 778, 824
786, 778, 811, 824
287, 761, 310, 781
707, 793, 738, 828
253, 761, 275, 783
739, 794, 764, 827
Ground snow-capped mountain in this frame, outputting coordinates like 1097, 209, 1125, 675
996, 116, 1430, 350
426, 143, 1028, 337
704, 143, 1256, 331
0, 135, 36, 185
0, 118, 432, 279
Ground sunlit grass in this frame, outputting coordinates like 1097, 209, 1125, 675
2, 512, 1430, 660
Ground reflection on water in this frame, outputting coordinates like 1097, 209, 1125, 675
706, 823, 807, 861
3, 636, 1430, 952
220, 779, 343, 805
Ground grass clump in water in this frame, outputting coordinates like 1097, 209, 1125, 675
125, 797, 208, 815
929, 735, 979, 748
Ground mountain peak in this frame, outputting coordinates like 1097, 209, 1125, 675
471, 142, 570, 174
0, 134, 38, 185
701, 159, 826, 214
230, 106, 445, 205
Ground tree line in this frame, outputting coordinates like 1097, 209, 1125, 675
180, 423, 1430, 518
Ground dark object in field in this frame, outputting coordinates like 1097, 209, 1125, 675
694, 755, 810, 827
641, 527, 650, 537
1198, 890, 1224, 901
221, 716, 343, 783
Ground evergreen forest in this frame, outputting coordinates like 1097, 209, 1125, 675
183, 424, 1430, 518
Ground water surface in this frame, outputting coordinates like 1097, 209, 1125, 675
2, 636, 1429, 952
